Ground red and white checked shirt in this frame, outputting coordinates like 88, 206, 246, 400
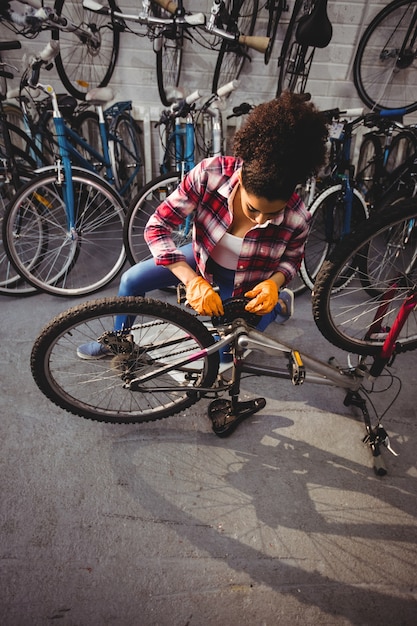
144, 156, 311, 296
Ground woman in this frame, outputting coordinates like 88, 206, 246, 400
78, 91, 328, 359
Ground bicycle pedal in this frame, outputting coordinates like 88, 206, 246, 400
289, 350, 305, 385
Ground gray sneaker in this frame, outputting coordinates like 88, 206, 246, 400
77, 341, 111, 360
275, 288, 294, 324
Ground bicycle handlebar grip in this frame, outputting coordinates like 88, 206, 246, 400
373, 453, 387, 476
238, 35, 270, 54
185, 89, 202, 105
153, 0, 177, 14
339, 107, 364, 118
216, 79, 239, 99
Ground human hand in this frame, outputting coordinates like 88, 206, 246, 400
244, 279, 279, 315
185, 276, 224, 316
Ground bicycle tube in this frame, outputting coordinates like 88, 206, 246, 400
31, 296, 220, 423
312, 197, 417, 355
353, 0, 417, 114
52, 0, 120, 100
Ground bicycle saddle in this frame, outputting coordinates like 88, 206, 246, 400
211, 297, 260, 327
296, 0, 333, 49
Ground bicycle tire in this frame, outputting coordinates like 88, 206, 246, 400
385, 128, 417, 173
299, 184, 368, 291
31, 296, 220, 424
112, 113, 145, 204
52, 0, 120, 100
355, 132, 383, 205
124, 172, 188, 266
154, 3, 184, 106
276, 0, 313, 96
3, 167, 126, 296
353, 0, 417, 114
212, 0, 258, 94
264, 0, 285, 64
312, 197, 417, 355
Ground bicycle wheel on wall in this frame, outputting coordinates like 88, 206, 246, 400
212, 0, 258, 94
3, 168, 126, 296
31, 297, 220, 424
312, 198, 417, 355
153, 3, 183, 106
353, 0, 417, 114
52, 0, 120, 100
112, 113, 145, 204
276, 0, 312, 96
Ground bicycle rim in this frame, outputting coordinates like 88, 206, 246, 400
113, 114, 145, 204
53, 0, 119, 100
124, 173, 184, 266
31, 297, 220, 423
353, 0, 417, 114
312, 198, 417, 355
154, 4, 184, 106
212, 0, 258, 94
3, 169, 126, 296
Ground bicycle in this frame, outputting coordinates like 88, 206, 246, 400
30, 215, 416, 475
353, 0, 417, 115
276, 0, 332, 97
2, 54, 127, 297
83, 0, 268, 107
0, 0, 119, 100
124, 80, 239, 267
298, 107, 369, 292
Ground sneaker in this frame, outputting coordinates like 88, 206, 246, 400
275, 288, 294, 324
77, 341, 111, 360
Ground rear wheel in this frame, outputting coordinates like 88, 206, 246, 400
31, 296, 220, 424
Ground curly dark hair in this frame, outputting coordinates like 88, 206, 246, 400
233, 92, 328, 200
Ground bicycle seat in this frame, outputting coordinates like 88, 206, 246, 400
296, 0, 332, 49
211, 297, 260, 327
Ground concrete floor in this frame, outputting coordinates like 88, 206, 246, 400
1, 280, 417, 626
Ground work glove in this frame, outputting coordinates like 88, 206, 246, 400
185, 276, 224, 316
244, 279, 279, 315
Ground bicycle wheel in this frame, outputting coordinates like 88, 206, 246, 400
353, 0, 417, 114
355, 132, 383, 205
385, 128, 417, 173
112, 113, 145, 204
212, 0, 258, 94
276, 0, 312, 95
124, 172, 190, 266
31, 296, 220, 423
153, 3, 183, 106
52, 0, 120, 100
312, 198, 417, 355
264, 0, 285, 64
299, 184, 369, 291
3, 167, 126, 296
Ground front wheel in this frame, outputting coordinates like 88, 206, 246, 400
3, 168, 126, 296
312, 198, 417, 355
53, 0, 120, 100
31, 297, 220, 424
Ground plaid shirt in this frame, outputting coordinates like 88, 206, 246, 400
144, 156, 311, 296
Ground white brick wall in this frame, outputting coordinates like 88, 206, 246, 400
1, 0, 414, 179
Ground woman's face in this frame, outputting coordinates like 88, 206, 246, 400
239, 183, 288, 225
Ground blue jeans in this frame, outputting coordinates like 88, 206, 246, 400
115, 244, 281, 332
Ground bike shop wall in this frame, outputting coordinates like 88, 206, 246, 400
0, 1, 401, 181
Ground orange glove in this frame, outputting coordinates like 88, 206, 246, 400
185, 276, 224, 316
244, 279, 279, 315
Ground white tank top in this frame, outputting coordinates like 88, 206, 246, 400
210, 232, 243, 270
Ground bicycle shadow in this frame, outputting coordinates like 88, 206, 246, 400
106, 414, 417, 624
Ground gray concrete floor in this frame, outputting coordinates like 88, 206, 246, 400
1, 280, 417, 626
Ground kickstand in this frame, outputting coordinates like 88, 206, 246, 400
344, 390, 397, 476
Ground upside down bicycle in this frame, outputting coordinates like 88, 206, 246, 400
30, 198, 417, 475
